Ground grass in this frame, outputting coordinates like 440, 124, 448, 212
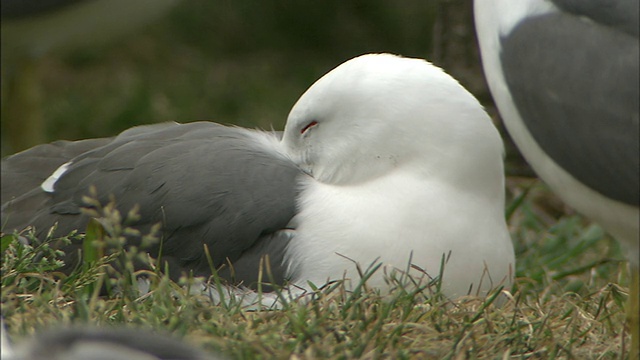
1, 180, 632, 359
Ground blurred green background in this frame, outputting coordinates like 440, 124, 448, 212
2, 0, 527, 174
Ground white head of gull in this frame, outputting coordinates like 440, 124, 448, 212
280, 53, 514, 298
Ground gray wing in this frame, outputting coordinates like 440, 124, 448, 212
1, 122, 302, 287
18, 327, 218, 360
1, 137, 112, 201
500, 11, 639, 205
1, 138, 113, 233
550, 0, 639, 37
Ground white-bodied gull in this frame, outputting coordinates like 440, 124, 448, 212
1, 53, 515, 301
474, 0, 639, 355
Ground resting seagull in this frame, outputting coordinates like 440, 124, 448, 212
474, 0, 639, 355
1, 53, 515, 301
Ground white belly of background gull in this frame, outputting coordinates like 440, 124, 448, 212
1, 53, 515, 305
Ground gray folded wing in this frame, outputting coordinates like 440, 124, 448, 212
1, 137, 112, 201
500, 10, 640, 205
1, 121, 302, 287
550, 0, 639, 37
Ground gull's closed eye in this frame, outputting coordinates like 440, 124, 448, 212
300, 120, 318, 134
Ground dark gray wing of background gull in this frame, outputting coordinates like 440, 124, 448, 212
498, 2, 639, 205
1, 121, 302, 288
1, 324, 222, 360
549, 0, 639, 37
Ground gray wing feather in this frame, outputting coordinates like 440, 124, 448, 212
500, 12, 639, 205
550, 0, 639, 37
1, 122, 301, 287
1, 138, 112, 201
23, 327, 217, 360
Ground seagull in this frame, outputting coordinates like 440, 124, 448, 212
474, 0, 639, 355
1, 53, 515, 302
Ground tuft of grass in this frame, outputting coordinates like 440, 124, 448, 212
1, 180, 632, 359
